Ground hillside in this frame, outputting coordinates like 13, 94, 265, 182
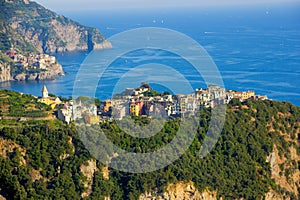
0, 0, 111, 54
0, 0, 112, 82
0, 90, 51, 118
0, 90, 299, 199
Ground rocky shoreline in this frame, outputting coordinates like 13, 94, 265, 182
0, 52, 65, 83
0, 67, 65, 83
13, 64, 64, 81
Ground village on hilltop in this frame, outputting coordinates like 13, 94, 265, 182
6, 48, 57, 70
3, 48, 64, 81
37, 83, 268, 124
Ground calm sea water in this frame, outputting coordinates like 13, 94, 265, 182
1, 5, 299, 105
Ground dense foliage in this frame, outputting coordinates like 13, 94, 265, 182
0, 96, 299, 199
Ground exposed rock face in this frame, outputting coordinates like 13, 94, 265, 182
0, 137, 26, 166
13, 73, 26, 81
13, 19, 112, 54
36, 63, 64, 81
11, 63, 64, 81
265, 189, 284, 200
265, 112, 300, 199
139, 182, 217, 200
102, 165, 110, 180
0, 62, 12, 82
80, 159, 98, 198
93, 40, 113, 51
68, 136, 75, 153
140, 179, 300, 200
266, 145, 300, 198
29, 168, 42, 182
0, 0, 111, 83
2, 0, 111, 54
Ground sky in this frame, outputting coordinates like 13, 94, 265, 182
34, 0, 300, 11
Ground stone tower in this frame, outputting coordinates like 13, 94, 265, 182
42, 85, 49, 98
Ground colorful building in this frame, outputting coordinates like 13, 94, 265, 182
103, 100, 112, 112
130, 104, 139, 116
234, 91, 255, 101
38, 85, 61, 109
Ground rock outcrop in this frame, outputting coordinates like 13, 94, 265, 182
0, 137, 26, 166
80, 159, 98, 198
2, 53, 64, 82
0, 62, 11, 82
139, 182, 217, 200
265, 113, 300, 199
1, 65, 63, 82
102, 165, 110, 180
265, 189, 284, 200
1, 0, 111, 54
36, 63, 64, 81
266, 145, 300, 198
0, 0, 111, 83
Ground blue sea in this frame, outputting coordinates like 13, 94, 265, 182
1, 4, 300, 105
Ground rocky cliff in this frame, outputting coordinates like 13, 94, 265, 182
0, 62, 11, 82
12, 63, 64, 81
1, 0, 111, 54
0, 0, 111, 82
0, 50, 64, 82
139, 182, 217, 200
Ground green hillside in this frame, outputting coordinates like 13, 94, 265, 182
0, 90, 50, 118
0, 91, 299, 199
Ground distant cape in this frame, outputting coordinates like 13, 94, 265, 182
0, 0, 112, 54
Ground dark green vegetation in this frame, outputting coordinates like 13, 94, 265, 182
0, 93, 299, 199
143, 88, 164, 97
0, 90, 50, 118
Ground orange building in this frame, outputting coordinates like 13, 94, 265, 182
103, 100, 112, 112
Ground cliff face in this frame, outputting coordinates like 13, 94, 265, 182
0, 62, 11, 82
11, 18, 112, 54
139, 182, 217, 200
1, 0, 111, 54
0, 50, 65, 82
0, 0, 111, 83
265, 113, 300, 199
80, 159, 98, 198
12, 63, 64, 81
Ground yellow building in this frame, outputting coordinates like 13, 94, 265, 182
247, 91, 255, 98
234, 91, 255, 101
242, 91, 255, 100
180, 97, 187, 112
85, 114, 101, 124
103, 100, 112, 112
38, 85, 61, 109
130, 104, 139, 116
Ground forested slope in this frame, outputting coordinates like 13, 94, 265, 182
0, 94, 299, 199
